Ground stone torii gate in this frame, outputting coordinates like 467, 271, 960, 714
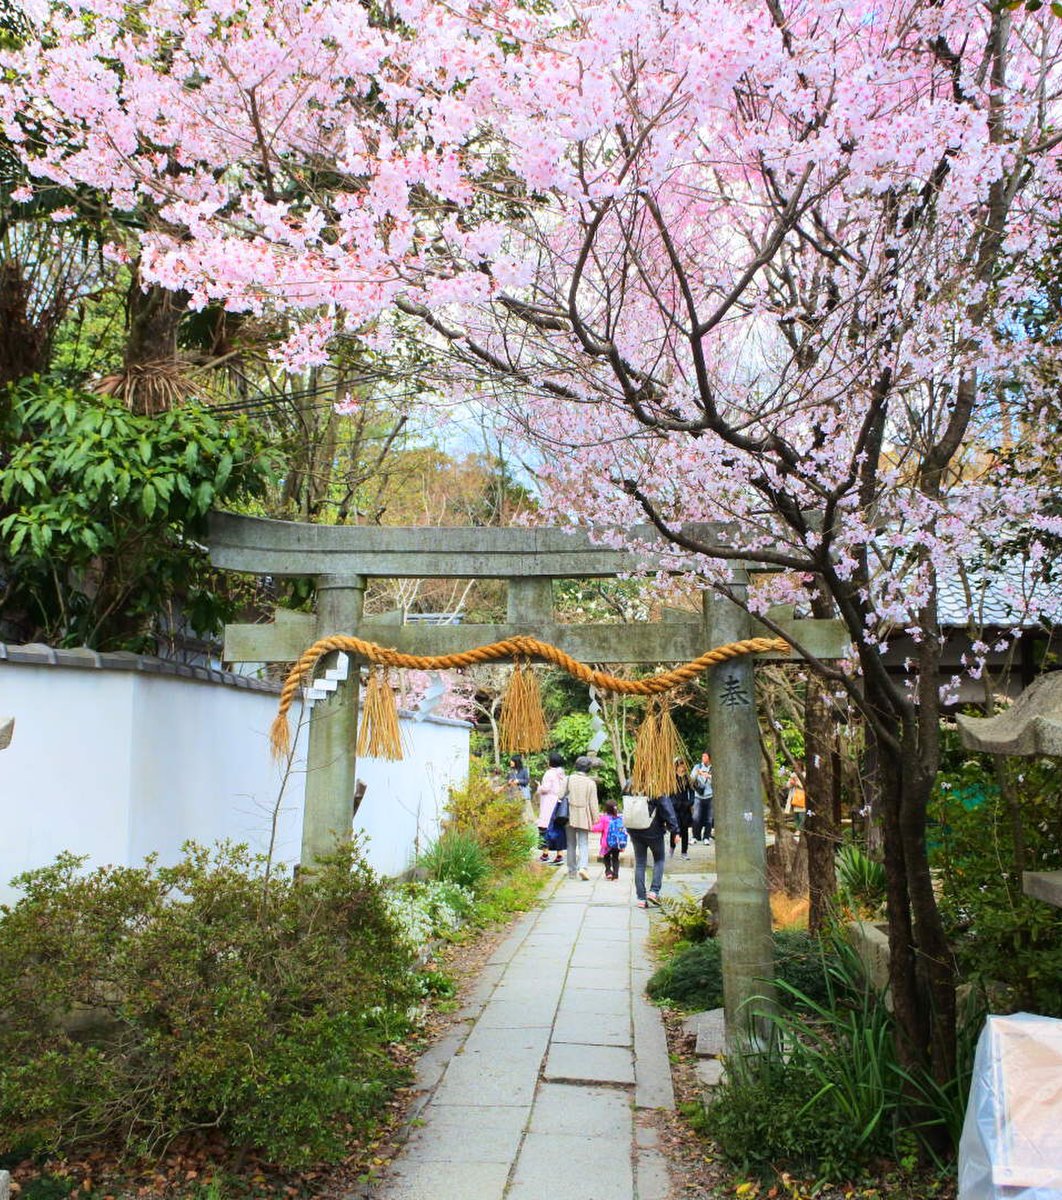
209, 511, 847, 1040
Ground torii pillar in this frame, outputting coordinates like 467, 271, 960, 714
705, 576, 777, 1043
301, 575, 365, 866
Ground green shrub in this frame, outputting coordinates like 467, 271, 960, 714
0, 841, 417, 1166
930, 742, 1062, 1017
417, 829, 492, 893
444, 765, 538, 871
647, 930, 839, 1012
655, 891, 713, 942
835, 842, 887, 917
700, 934, 974, 1180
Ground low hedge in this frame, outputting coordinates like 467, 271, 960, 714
646, 929, 839, 1011
0, 841, 417, 1166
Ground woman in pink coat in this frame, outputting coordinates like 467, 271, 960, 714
536, 751, 568, 866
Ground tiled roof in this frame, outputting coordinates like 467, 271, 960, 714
936, 562, 1061, 629
0, 642, 281, 692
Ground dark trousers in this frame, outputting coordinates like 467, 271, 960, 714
603, 848, 619, 877
670, 826, 689, 854
692, 795, 714, 839
631, 831, 666, 901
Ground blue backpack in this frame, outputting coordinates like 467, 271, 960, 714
606, 816, 628, 851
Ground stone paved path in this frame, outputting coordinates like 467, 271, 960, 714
371, 852, 716, 1200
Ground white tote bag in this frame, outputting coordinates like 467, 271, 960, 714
623, 793, 653, 830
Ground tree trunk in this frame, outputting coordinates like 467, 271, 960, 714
125, 269, 186, 369
869, 694, 957, 1101
0, 262, 50, 389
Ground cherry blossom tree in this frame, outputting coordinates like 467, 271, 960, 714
7, 0, 1062, 1098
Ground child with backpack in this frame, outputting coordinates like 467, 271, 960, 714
593, 802, 628, 880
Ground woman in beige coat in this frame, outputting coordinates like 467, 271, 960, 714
565, 755, 600, 880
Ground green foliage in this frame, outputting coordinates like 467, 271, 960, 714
835, 842, 887, 918
655, 890, 713, 943
472, 864, 548, 924
443, 764, 538, 872
417, 830, 492, 894
646, 930, 839, 1012
546, 712, 621, 799
0, 841, 417, 1166
930, 742, 1062, 1016
0, 379, 276, 649
701, 935, 975, 1180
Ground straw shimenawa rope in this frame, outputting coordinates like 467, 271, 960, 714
269, 633, 790, 759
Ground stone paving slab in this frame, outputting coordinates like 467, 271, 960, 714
431, 1048, 544, 1107
557, 986, 631, 1017
507, 1133, 633, 1200
401, 1104, 528, 1164
370, 870, 677, 1200
461, 1023, 550, 1057
474, 998, 558, 1030
376, 1160, 511, 1200
632, 980, 675, 1111
527, 1083, 631, 1137
635, 1149, 672, 1200
552, 1008, 632, 1047
544, 1042, 636, 1085
566, 966, 632, 991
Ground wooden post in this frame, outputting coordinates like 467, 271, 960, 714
300, 575, 364, 868
704, 579, 777, 1047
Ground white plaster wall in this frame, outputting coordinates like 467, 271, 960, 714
0, 665, 134, 899
127, 674, 305, 870
0, 662, 469, 905
354, 716, 471, 878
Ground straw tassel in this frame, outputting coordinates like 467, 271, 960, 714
357, 667, 405, 761
631, 702, 686, 798
269, 710, 292, 761
498, 659, 549, 753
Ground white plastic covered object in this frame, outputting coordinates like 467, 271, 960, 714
958, 1013, 1062, 1199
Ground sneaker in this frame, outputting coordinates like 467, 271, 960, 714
604, 872, 614, 880
681, 853, 690, 860
551, 856, 564, 865
578, 868, 590, 880
635, 900, 648, 909
703, 837, 712, 845
539, 852, 550, 862
647, 892, 660, 905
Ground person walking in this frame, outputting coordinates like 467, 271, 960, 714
565, 755, 600, 880
508, 755, 534, 823
690, 751, 714, 844
536, 751, 568, 866
785, 764, 807, 833
628, 791, 678, 908
669, 756, 693, 858
592, 802, 627, 880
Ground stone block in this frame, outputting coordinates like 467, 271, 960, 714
696, 1058, 725, 1088
847, 921, 892, 1000
635, 1149, 673, 1200
694, 1008, 727, 1057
